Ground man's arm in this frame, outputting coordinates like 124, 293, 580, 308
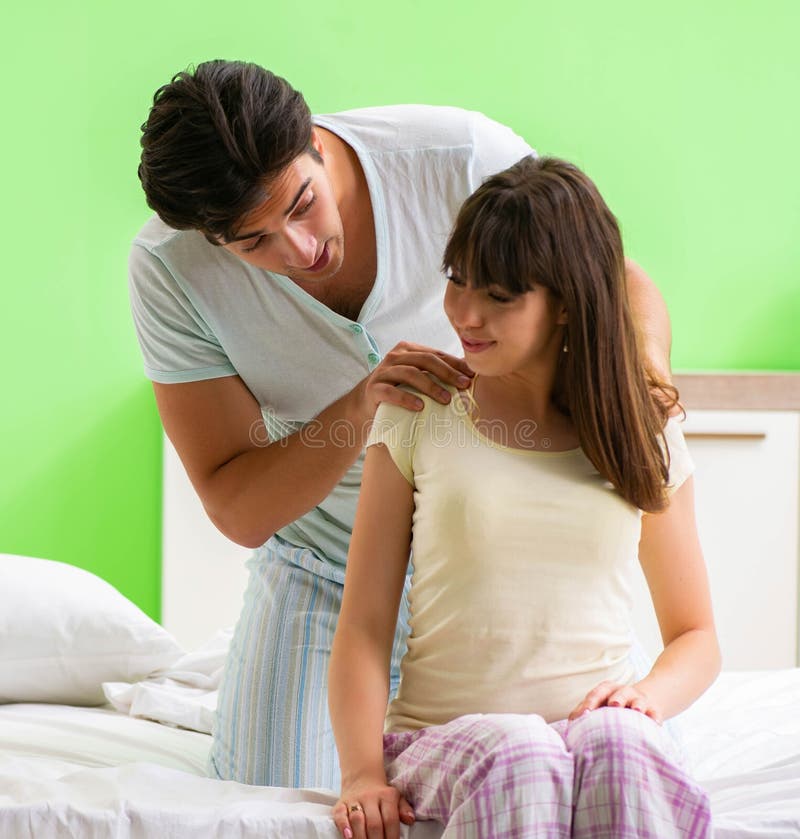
155, 374, 367, 549
154, 342, 472, 548
625, 258, 672, 383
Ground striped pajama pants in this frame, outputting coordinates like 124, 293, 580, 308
383, 708, 712, 838
208, 534, 409, 789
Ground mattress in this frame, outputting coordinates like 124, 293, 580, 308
1, 670, 798, 838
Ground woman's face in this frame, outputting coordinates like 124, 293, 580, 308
443, 271, 566, 377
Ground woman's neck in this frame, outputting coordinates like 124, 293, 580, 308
480, 367, 557, 420
471, 371, 578, 451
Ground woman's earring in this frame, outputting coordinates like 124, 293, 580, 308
562, 330, 568, 353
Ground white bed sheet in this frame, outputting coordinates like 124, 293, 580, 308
1, 671, 798, 838
0, 703, 445, 839
680, 670, 800, 838
0, 703, 340, 839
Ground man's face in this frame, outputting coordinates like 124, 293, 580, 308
219, 147, 345, 284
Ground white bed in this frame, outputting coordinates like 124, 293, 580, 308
1, 661, 799, 838
0, 567, 798, 839
0, 704, 338, 838
1, 424, 799, 837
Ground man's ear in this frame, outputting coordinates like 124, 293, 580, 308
310, 127, 325, 160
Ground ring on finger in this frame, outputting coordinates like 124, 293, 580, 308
349, 803, 364, 814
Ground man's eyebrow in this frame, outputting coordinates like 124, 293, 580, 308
226, 178, 313, 243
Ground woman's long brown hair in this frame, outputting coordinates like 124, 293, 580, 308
443, 155, 678, 512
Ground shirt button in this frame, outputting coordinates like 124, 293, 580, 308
350, 323, 363, 334
367, 352, 380, 364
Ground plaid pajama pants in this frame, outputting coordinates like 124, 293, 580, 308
383, 707, 712, 838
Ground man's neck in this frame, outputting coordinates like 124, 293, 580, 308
316, 127, 377, 300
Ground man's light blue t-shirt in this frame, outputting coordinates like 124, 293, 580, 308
128, 104, 534, 569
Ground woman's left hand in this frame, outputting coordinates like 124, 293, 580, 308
567, 680, 663, 724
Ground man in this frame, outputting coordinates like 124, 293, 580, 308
130, 59, 672, 789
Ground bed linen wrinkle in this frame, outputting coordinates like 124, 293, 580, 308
2, 664, 799, 836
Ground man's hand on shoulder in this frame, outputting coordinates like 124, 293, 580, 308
347, 341, 474, 426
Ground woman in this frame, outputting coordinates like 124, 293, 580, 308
329, 155, 720, 838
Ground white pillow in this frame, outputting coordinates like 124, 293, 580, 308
0, 554, 184, 705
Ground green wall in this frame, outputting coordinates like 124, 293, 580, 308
2, 1, 798, 619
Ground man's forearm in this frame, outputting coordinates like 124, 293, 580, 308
204, 387, 372, 548
161, 342, 471, 549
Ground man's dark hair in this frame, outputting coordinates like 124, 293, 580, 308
138, 60, 318, 242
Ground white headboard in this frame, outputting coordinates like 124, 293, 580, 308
161, 436, 251, 650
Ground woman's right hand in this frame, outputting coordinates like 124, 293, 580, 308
333, 779, 415, 839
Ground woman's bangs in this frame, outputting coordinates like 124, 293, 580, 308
461, 208, 538, 295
